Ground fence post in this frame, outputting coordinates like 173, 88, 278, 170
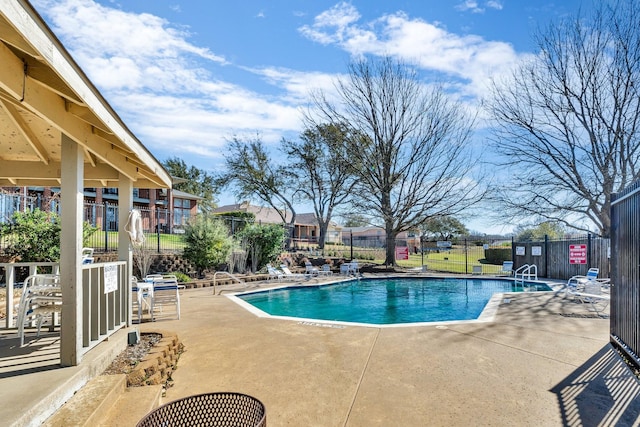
156, 207, 161, 253
544, 234, 549, 278
103, 201, 108, 252
465, 238, 468, 274
587, 233, 592, 267
350, 230, 353, 260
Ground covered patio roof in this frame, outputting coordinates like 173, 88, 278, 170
0, 1, 171, 189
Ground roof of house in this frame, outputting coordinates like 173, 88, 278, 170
212, 203, 318, 226
0, 1, 171, 189
172, 189, 203, 200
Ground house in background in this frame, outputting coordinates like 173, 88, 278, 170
342, 226, 420, 249
212, 202, 343, 245
0, 185, 201, 233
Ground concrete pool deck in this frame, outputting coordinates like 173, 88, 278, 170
133, 279, 640, 426
4, 275, 637, 426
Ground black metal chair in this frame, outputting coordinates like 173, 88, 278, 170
136, 392, 266, 427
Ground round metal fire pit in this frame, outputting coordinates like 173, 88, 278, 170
136, 392, 266, 427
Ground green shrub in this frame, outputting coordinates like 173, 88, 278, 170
484, 248, 512, 265
183, 215, 233, 277
169, 271, 191, 282
236, 223, 285, 272
0, 209, 60, 262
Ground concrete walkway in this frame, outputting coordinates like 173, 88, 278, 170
135, 282, 640, 426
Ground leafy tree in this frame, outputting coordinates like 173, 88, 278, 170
487, 0, 640, 237
163, 157, 218, 213
182, 215, 233, 277
515, 222, 565, 242
219, 135, 297, 246
282, 123, 357, 249
342, 214, 370, 228
308, 56, 484, 265
0, 209, 60, 262
421, 216, 469, 241
236, 223, 285, 272
213, 211, 255, 234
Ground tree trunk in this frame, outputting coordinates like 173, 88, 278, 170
318, 220, 328, 249
385, 229, 397, 266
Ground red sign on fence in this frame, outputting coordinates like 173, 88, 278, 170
569, 244, 587, 264
395, 246, 409, 261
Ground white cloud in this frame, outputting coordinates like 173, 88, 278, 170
31, 0, 310, 161
456, 1, 484, 13
486, 1, 503, 10
299, 5, 523, 99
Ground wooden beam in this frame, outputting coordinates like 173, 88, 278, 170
0, 39, 26, 100
0, 74, 140, 181
0, 97, 50, 164
0, 160, 124, 183
0, 16, 41, 59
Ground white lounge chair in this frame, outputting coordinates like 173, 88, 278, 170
148, 275, 181, 320
501, 261, 513, 276
82, 247, 94, 264
305, 261, 319, 276
572, 281, 610, 316
566, 268, 610, 297
267, 264, 285, 281
280, 265, 308, 280
17, 274, 62, 346
319, 264, 333, 276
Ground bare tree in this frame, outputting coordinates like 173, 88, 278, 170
282, 123, 357, 249
486, 1, 640, 237
308, 57, 483, 265
219, 135, 297, 246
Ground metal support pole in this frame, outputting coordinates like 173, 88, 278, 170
465, 238, 468, 274
156, 207, 161, 253
104, 201, 108, 252
350, 230, 353, 261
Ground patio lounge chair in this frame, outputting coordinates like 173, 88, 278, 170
572, 281, 610, 316
319, 264, 333, 276
566, 268, 610, 297
17, 274, 62, 346
305, 261, 319, 276
501, 261, 513, 276
148, 275, 181, 320
267, 264, 285, 281
280, 265, 309, 280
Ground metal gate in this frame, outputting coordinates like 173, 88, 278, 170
610, 180, 640, 367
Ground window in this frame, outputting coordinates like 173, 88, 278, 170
173, 198, 191, 226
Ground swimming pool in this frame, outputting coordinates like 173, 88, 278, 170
234, 277, 552, 326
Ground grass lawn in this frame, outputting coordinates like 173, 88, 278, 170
87, 231, 186, 251
322, 244, 505, 274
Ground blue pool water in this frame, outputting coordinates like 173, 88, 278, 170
237, 277, 551, 325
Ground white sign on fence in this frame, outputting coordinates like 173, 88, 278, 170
532, 246, 542, 256
104, 263, 118, 294
516, 246, 525, 256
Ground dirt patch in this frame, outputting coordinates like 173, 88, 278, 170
103, 333, 162, 377
103, 332, 183, 387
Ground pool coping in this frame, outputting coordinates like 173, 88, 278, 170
225, 275, 557, 329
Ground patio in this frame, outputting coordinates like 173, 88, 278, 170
131, 282, 637, 425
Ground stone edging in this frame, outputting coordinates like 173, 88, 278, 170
128, 331, 183, 387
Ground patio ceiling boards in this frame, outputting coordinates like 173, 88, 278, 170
0, 0, 172, 189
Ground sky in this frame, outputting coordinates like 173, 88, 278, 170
31, 0, 593, 234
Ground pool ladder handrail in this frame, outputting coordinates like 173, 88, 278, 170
514, 264, 538, 288
213, 271, 245, 295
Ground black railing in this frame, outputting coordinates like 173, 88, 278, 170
611, 180, 640, 369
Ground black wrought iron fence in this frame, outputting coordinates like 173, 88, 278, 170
611, 180, 640, 370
